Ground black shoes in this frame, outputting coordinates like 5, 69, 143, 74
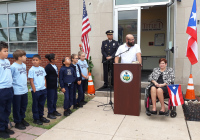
33, 120, 43, 125
21, 119, 29, 126
64, 110, 70, 116
77, 103, 83, 108
0, 131, 10, 139
47, 114, 56, 119
73, 104, 78, 109
159, 111, 168, 115
67, 109, 72, 114
150, 110, 157, 115
53, 111, 61, 116
81, 101, 87, 105
15, 123, 26, 130
5, 129, 15, 135
40, 117, 50, 123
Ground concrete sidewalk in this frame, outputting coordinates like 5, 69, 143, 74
37, 97, 199, 140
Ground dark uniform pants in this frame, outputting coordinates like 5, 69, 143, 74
13, 93, 28, 123
103, 61, 114, 86
73, 82, 83, 105
81, 79, 87, 101
47, 88, 57, 114
0, 87, 14, 131
64, 83, 73, 110
31, 89, 47, 120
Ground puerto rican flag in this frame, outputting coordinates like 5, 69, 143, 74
167, 85, 184, 106
186, 0, 198, 65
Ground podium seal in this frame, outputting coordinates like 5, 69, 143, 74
120, 70, 133, 83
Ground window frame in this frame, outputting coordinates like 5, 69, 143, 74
0, 1, 37, 58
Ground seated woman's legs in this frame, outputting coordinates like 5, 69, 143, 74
150, 86, 157, 111
156, 88, 165, 112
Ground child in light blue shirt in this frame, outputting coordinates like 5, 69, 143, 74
28, 54, 50, 125
78, 51, 89, 104
11, 50, 29, 130
0, 41, 14, 138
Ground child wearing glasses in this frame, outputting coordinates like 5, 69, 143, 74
59, 56, 76, 116
45, 53, 61, 119
71, 54, 83, 109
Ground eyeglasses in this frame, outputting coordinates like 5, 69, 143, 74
66, 59, 71, 60
128, 39, 135, 41
74, 58, 79, 60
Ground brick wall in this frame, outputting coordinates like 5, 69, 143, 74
36, 0, 70, 69
9, 0, 70, 72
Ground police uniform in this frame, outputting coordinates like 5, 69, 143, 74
101, 30, 119, 87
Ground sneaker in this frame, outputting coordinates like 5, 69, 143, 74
67, 109, 72, 114
47, 114, 56, 119
77, 103, 83, 108
73, 104, 78, 109
5, 129, 15, 135
64, 110, 70, 116
0, 131, 10, 139
53, 111, 61, 116
40, 117, 50, 123
33, 120, 43, 125
15, 123, 26, 130
21, 119, 30, 126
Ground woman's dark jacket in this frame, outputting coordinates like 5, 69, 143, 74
45, 64, 58, 89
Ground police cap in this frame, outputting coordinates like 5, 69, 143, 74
106, 30, 114, 35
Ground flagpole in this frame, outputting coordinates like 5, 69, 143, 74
190, 64, 192, 75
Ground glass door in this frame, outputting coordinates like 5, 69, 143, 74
113, 7, 141, 47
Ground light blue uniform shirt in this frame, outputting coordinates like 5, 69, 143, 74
0, 59, 12, 89
73, 64, 80, 78
11, 62, 28, 95
78, 60, 88, 80
28, 66, 46, 91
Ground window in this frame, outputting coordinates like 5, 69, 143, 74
0, 1, 37, 57
115, 0, 170, 5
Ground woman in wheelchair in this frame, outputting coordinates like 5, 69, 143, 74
148, 58, 175, 115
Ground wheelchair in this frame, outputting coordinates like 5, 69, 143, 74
144, 83, 177, 118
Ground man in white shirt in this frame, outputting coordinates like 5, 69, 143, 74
115, 34, 142, 64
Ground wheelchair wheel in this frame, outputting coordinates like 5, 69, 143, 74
170, 111, 177, 118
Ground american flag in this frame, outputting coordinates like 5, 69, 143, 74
186, 0, 198, 65
167, 85, 184, 106
82, 0, 91, 59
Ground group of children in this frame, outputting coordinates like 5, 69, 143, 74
0, 41, 89, 139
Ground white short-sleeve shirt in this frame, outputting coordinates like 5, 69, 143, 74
115, 43, 141, 63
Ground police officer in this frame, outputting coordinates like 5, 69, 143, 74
101, 30, 119, 88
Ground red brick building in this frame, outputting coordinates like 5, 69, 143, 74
0, 0, 70, 71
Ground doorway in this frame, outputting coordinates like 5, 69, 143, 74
114, 4, 174, 82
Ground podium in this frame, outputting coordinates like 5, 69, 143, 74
114, 63, 141, 116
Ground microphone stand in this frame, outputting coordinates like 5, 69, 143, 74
97, 47, 131, 110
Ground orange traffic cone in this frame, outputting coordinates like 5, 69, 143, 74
87, 72, 95, 95
185, 74, 196, 100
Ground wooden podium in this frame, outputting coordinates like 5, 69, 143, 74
114, 63, 141, 116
